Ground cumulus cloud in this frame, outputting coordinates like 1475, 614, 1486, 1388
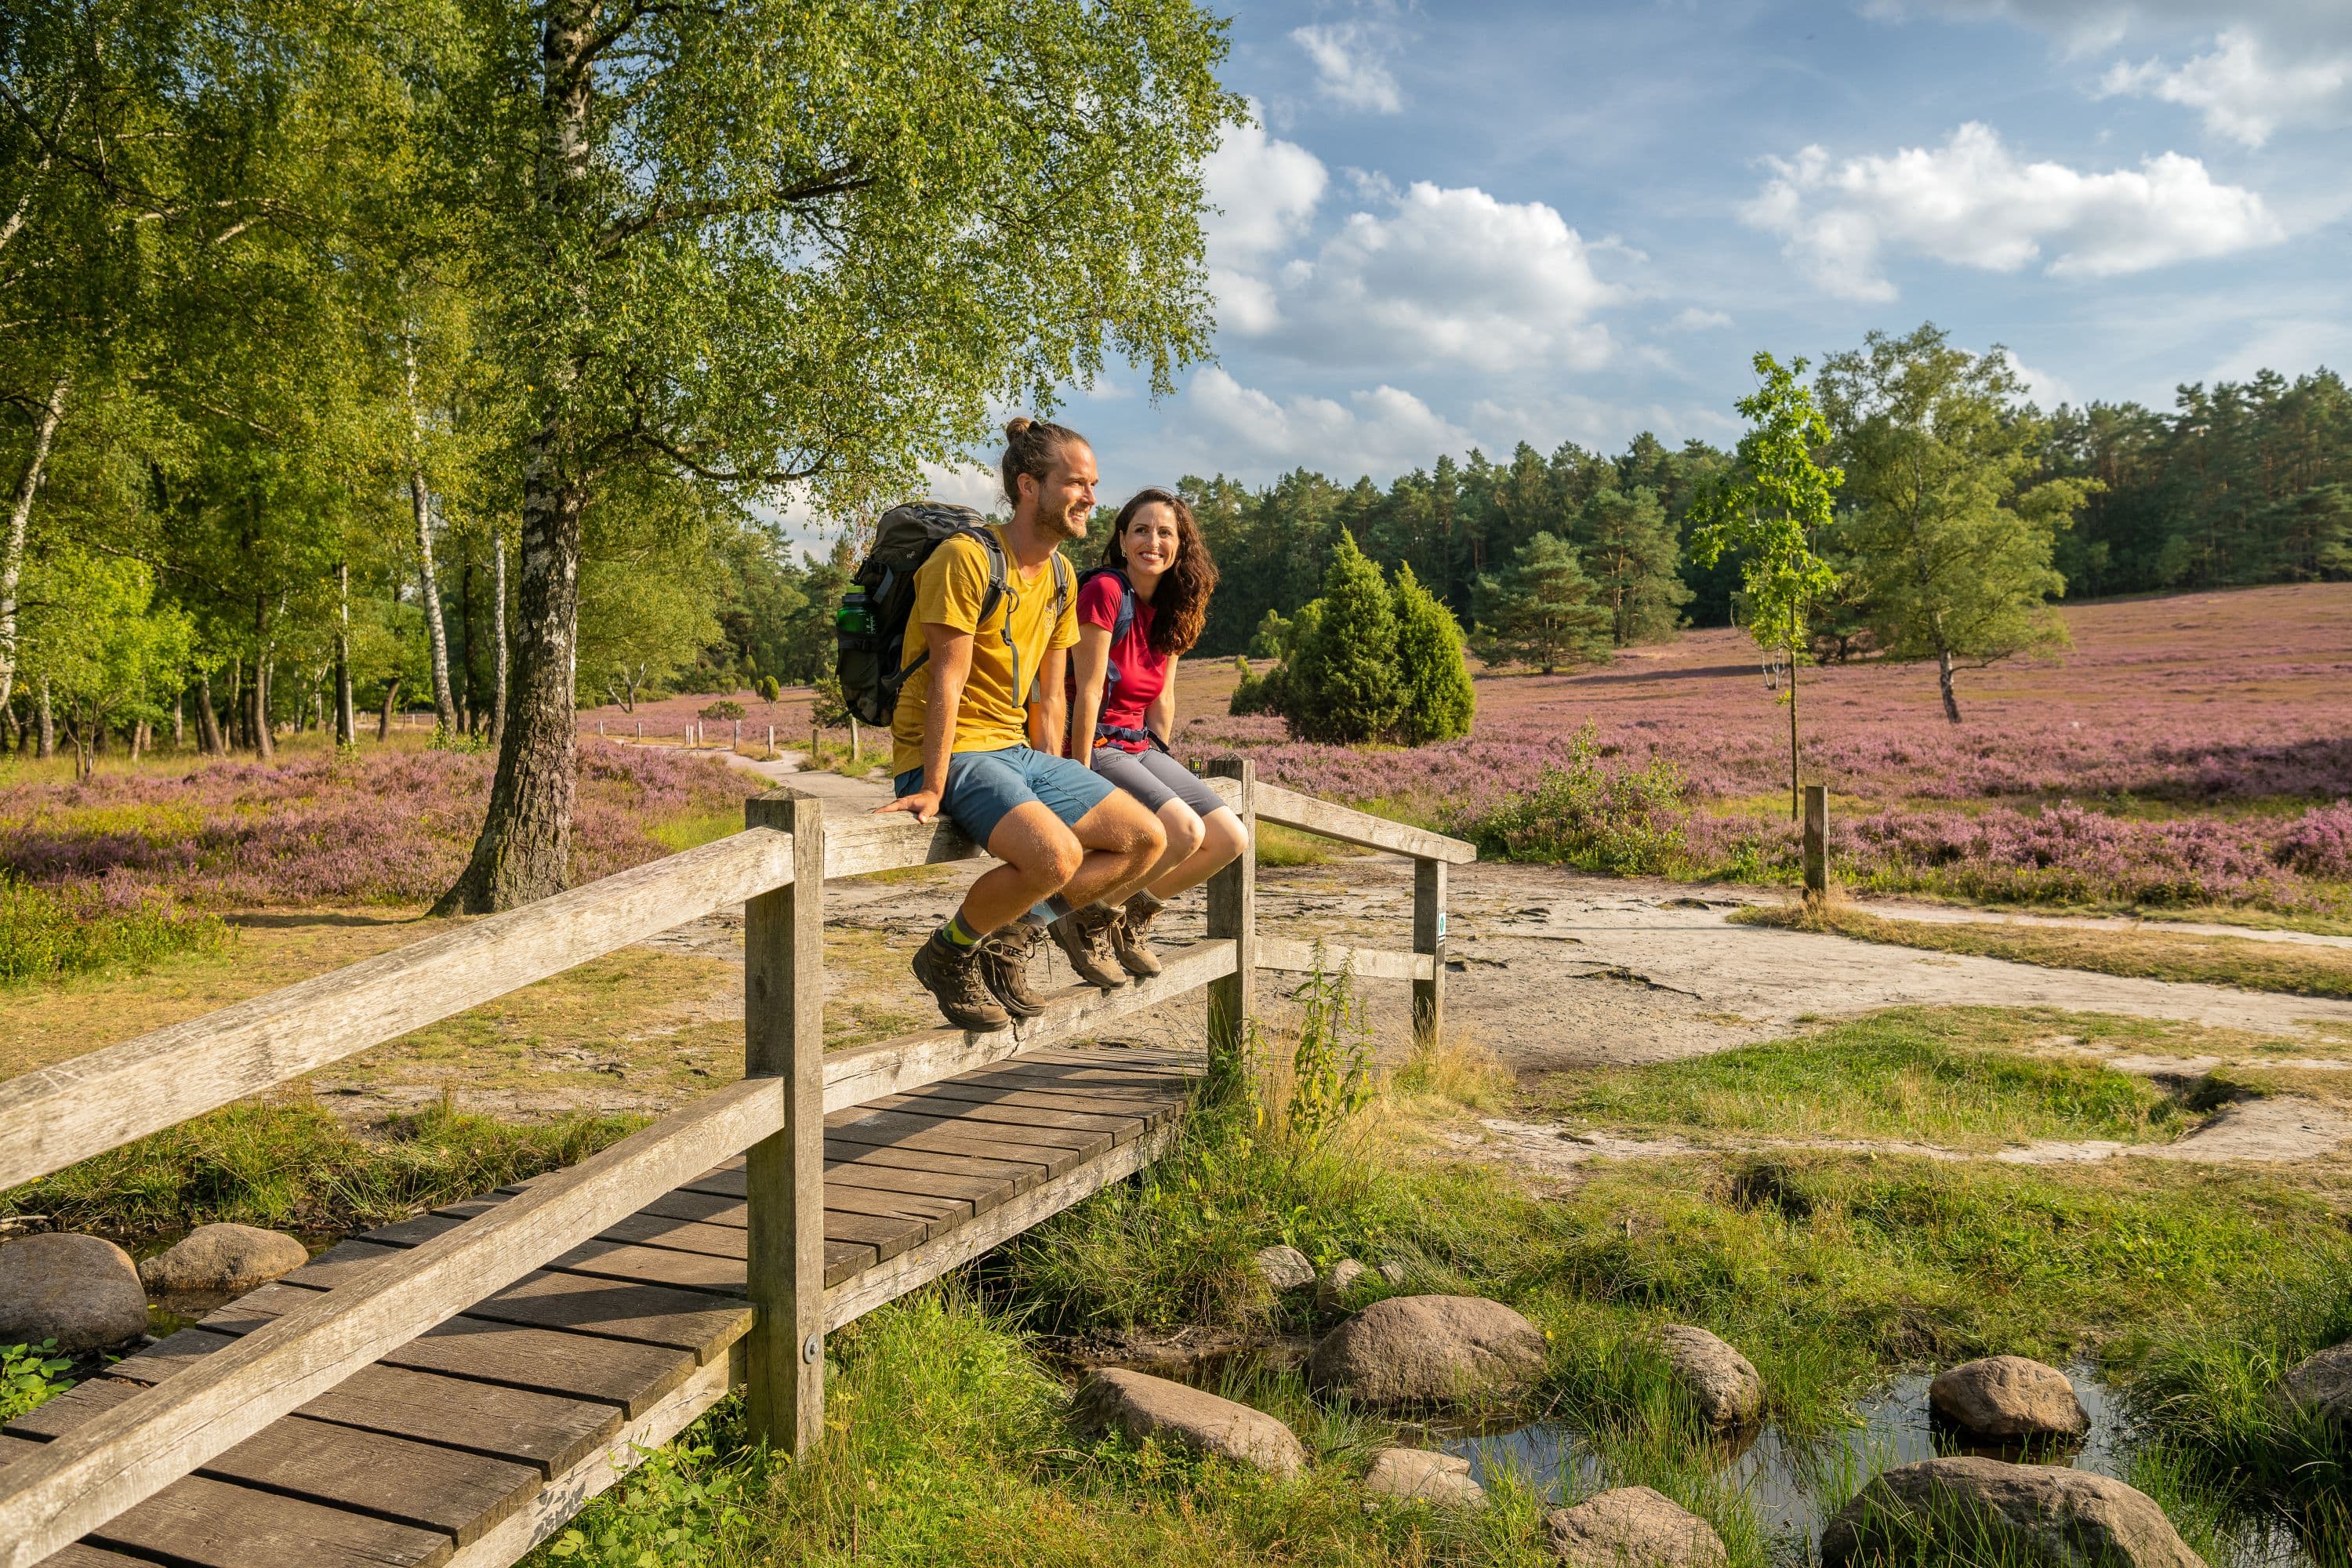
1864, 2, 2350, 56
1993, 348, 2074, 410
1290, 23, 1404, 114
1743, 122, 2284, 301
1181, 368, 1473, 482
1670, 307, 1733, 331
2100, 29, 2350, 147
1201, 117, 1328, 336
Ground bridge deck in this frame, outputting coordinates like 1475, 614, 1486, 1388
3, 1042, 1200, 1568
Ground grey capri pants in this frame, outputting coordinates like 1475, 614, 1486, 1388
1091, 746, 1229, 820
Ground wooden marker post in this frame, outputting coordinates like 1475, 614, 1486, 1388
742, 790, 826, 1451
1413, 856, 1446, 1045
1802, 784, 1828, 900
1203, 759, 1256, 1067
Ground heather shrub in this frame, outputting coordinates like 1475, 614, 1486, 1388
1459, 724, 1690, 875
2274, 800, 2352, 878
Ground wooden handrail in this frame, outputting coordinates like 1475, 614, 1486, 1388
0, 829, 800, 1191
1203, 775, 1475, 864
0, 1075, 786, 1568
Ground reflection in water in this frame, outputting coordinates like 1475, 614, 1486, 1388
1441, 1371, 2314, 1568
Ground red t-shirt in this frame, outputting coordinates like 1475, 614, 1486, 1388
1077, 572, 1165, 753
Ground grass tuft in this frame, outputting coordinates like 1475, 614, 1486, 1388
0, 880, 229, 986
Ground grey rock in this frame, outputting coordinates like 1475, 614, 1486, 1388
0, 1232, 149, 1353
1546, 1486, 1727, 1567
1820, 1456, 2202, 1568
1077, 1367, 1305, 1478
1929, 1356, 2090, 1442
1377, 1261, 1406, 1287
1363, 1447, 1485, 1508
137, 1224, 310, 1295
1317, 1258, 1369, 1309
1308, 1294, 1548, 1409
2278, 1341, 2352, 1424
1251, 1244, 1316, 1292
1652, 1324, 1762, 1428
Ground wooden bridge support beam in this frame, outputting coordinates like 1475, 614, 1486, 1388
743, 791, 826, 1452
1413, 857, 1446, 1044
1203, 759, 1255, 1070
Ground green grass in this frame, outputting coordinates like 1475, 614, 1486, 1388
1254, 822, 1345, 866
646, 805, 746, 853
1536, 1007, 2185, 1151
0, 880, 230, 986
1733, 901, 2352, 999
0, 1095, 645, 1240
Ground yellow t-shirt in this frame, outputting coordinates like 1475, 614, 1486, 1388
890, 527, 1078, 776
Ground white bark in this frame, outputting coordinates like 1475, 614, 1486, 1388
489, 525, 510, 746
405, 322, 459, 731
0, 373, 69, 716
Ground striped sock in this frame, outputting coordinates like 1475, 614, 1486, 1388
942, 912, 985, 948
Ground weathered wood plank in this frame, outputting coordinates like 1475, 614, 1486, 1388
1205, 774, 1475, 864
820, 1140, 1051, 1194
13, 1379, 539, 1548
1255, 936, 1434, 983
545, 1240, 750, 1298
1205, 760, 1256, 1062
459, 1271, 751, 1358
820, 1117, 1088, 1179
0, 829, 797, 1192
867, 1089, 1152, 1139
1414, 855, 1446, 1043
87, 1473, 454, 1568
824, 1105, 1116, 1166
819, 811, 982, 880
0, 1076, 783, 1568
818, 939, 1235, 1112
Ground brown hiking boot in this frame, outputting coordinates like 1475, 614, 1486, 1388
912, 928, 1011, 1032
976, 921, 1048, 1020
1049, 903, 1129, 989
1106, 902, 1162, 978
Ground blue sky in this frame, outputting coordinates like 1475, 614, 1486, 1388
898, 0, 2351, 516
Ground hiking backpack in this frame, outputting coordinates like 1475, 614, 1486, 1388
834, 503, 1072, 729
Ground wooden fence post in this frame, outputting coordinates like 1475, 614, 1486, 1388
1203, 759, 1255, 1068
1412, 856, 1446, 1045
1802, 784, 1828, 901
742, 790, 826, 1451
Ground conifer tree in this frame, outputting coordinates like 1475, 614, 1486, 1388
1390, 563, 1474, 744
1575, 486, 1690, 644
1472, 532, 1611, 674
1289, 532, 1400, 742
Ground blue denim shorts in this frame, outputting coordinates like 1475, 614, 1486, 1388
895, 746, 1115, 851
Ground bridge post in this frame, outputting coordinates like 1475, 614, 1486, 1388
1203, 758, 1255, 1070
1412, 857, 1446, 1044
743, 789, 826, 1451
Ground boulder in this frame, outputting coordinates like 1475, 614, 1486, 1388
2277, 1341, 2352, 1425
1251, 1244, 1316, 1292
1309, 1294, 1547, 1409
1377, 1261, 1407, 1287
1076, 1368, 1305, 1479
137, 1224, 310, 1295
1929, 1356, 2090, 1443
1316, 1259, 1368, 1309
1652, 1325, 1762, 1429
1546, 1486, 1727, 1568
0, 1233, 149, 1353
1363, 1447, 1486, 1508
1820, 1456, 2202, 1568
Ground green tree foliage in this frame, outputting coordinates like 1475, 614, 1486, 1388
1389, 564, 1475, 745
1819, 324, 2096, 723
18, 550, 193, 778
1574, 486, 1690, 645
1687, 352, 1844, 820
1287, 532, 1401, 742
1472, 533, 1610, 675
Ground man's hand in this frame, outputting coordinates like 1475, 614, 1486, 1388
875, 789, 943, 824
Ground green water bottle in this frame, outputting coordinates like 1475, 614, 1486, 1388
836, 591, 872, 635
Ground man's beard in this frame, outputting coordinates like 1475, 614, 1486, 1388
1051, 502, 1088, 540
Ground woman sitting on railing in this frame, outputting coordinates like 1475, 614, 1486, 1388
1058, 486, 1249, 980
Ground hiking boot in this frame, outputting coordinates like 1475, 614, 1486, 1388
976, 921, 1049, 1020
1105, 902, 1163, 978
1049, 903, 1129, 989
912, 928, 1011, 1032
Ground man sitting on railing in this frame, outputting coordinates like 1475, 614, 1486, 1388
876, 417, 1167, 1031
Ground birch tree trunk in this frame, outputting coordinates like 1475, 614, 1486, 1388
488, 524, 510, 747
377, 678, 400, 740
172, 691, 183, 750
412, 469, 459, 732
36, 677, 53, 759
1936, 647, 1962, 725
0, 374, 68, 716
335, 561, 357, 746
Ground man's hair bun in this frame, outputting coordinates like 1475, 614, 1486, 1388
1003, 416, 1034, 439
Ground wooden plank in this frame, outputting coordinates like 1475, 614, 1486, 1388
866, 1090, 1151, 1141
884, 1076, 1183, 1119
24, 1547, 143, 1568
824, 1104, 1116, 1165
820, 1116, 1089, 1179
1256, 936, 1433, 983
820, 1140, 1051, 1194
87, 1473, 454, 1568
459, 1271, 751, 1359
825, 1121, 1179, 1329
0, 828, 797, 1192
1414, 856, 1446, 1043
170, 1286, 699, 1420
818, 939, 1236, 1112
13, 1379, 539, 1548
546, 1239, 749, 1298
1207, 774, 1475, 864
441, 1352, 732, 1568
821, 1160, 1013, 1214
1205, 760, 1256, 1062
0, 1074, 785, 1568
742, 789, 828, 1454
104, 1337, 621, 1479
819, 811, 982, 880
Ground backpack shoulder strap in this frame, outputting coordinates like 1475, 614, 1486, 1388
972, 526, 1011, 630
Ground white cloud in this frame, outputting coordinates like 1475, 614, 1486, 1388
1200, 116, 1327, 336
2100, 29, 2350, 147
1290, 23, 1403, 114
919, 461, 1006, 517
1669, 307, 1733, 331
1743, 122, 2284, 301
1247, 181, 1625, 372
1994, 348, 2074, 409
1866, 2, 2352, 56
1181, 368, 1473, 482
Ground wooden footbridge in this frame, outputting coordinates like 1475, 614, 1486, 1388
0, 760, 1473, 1568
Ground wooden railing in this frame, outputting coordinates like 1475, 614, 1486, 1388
0, 757, 1472, 1568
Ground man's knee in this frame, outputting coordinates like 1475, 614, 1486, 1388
1080, 792, 1164, 858
992, 807, 1083, 885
